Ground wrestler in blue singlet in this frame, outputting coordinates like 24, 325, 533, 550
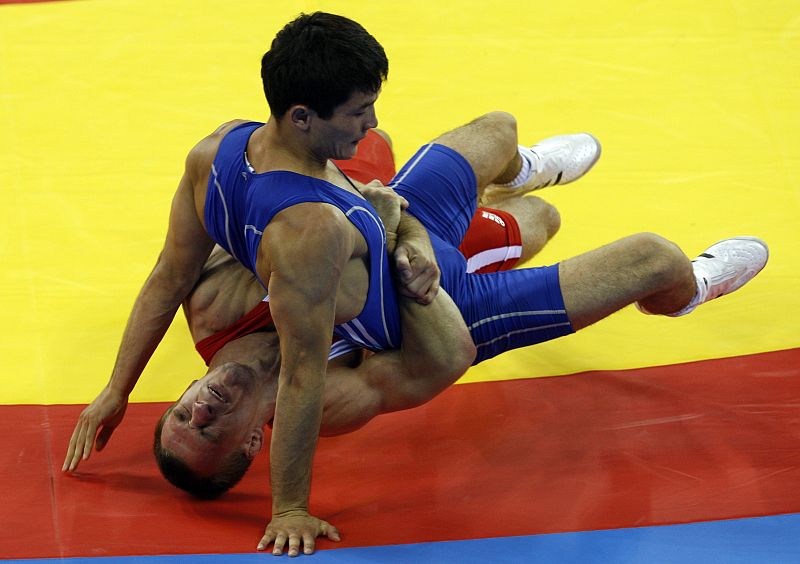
206, 121, 574, 365
204, 121, 402, 352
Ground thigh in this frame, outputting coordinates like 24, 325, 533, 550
558, 233, 690, 330
462, 265, 573, 364
432, 111, 518, 188
390, 143, 477, 247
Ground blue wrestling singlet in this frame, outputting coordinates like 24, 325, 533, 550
204, 121, 402, 352
390, 143, 576, 364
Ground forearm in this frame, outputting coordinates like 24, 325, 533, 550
270, 369, 325, 513
320, 291, 475, 426
108, 262, 196, 396
398, 289, 475, 384
394, 211, 430, 252
269, 319, 332, 513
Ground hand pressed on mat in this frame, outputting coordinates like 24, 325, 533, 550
258, 510, 340, 556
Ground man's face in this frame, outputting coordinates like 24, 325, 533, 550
313, 90, 379, 160
159, 362, 264, 475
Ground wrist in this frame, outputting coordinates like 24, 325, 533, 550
105, 380, 131, 399
273, 504, 310, 518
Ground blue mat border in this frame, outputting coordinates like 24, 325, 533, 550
6, 512, 799, 564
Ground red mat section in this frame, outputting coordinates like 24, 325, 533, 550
3, 348, 800, 559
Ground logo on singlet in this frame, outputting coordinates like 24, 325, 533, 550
481, 210, 506, 227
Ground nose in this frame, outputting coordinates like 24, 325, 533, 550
190, 401, 215, 427
365, 107, 378, 130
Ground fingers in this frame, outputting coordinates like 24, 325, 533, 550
263, 532, 307, 557
256, 530, 275, 552
62, 416, 98, 472
62, 426, 80, 472
322, 521, 341, 542
257, 517, 341, 556
302, 532, 316, 555
287, 534, 302, 557
399, 261, 439, 304
272, 533, 287, 556
394, 247, 412, 282
80, 420, 99, 461
417, 276, 441, 305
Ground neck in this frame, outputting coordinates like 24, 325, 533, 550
251, 117, 329, 173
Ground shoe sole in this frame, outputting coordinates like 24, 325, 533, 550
707, 235, 770, 263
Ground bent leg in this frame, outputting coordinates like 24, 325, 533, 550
458, 233, 695, 363
489, 195, 561, 263
559, 233, 695, 330
460, 196, 561, 272
432, 111, 521, 196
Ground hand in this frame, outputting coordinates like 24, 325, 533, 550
62, 386, 128, 472
257, 510, 340, 557
359, 180, 408, 245
394, 236, 440, 305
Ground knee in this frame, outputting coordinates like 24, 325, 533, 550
483, 110, 517, 132
628, 232, 692, 287
517, 197, 560, 244
483, 111, 518, 155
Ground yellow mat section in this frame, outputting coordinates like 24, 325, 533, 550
1, 0, 797, 404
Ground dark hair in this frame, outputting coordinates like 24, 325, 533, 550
261, 12, 388, 119
153, 405, 252, 499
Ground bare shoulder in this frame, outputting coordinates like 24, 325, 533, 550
185, 119, 255, 181
268, 202, 352, 242
262, 203, 355, 269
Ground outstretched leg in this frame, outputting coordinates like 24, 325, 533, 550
559, 233, 695, 330
560, 233, 769, 330
462, 234, 768, 363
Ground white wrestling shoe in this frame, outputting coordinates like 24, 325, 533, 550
489, 133, 602, 197
658, 236, 769, 317
691, 236, 769, 302
525, 133, 602, 189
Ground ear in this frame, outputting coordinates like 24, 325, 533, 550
288, 105, 314, 131
243, 428, 264, 460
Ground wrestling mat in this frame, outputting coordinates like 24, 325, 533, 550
1, 0, 798, 561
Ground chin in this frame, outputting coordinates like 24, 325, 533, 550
337, 144, 358, 160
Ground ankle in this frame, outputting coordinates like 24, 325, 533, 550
498, 145, 536, 188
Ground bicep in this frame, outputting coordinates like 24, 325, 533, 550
262, 205, 353, 299
260, 207, 353, 368
157, 170, 214, 286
